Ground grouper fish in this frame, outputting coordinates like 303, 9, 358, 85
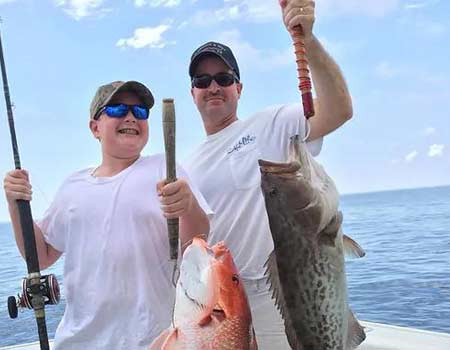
258, 135, 366, 350
149, 237, 258, 350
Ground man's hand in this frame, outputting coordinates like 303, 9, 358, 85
157, 179, 195, 219
279, 0, 315, 42
4, 169, 33, 204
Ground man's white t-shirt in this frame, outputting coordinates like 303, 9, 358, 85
184, 103, 322, 280
38, 155, 212, 350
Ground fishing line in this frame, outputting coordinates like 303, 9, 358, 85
0, 22, 59, 350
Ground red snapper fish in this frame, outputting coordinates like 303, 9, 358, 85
150, 237, 258, 350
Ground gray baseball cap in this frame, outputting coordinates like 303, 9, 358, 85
90, 81, 154, 120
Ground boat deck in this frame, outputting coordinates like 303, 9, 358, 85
1, 321, 449, 349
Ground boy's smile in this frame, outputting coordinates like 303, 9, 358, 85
90, 91, 149, 161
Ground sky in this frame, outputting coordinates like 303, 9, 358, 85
0, 0, 449, 222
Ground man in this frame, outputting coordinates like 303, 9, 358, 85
3, 81, 211, 349
184, 0, 352, 348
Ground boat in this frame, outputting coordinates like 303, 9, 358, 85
1, 321, 449, 349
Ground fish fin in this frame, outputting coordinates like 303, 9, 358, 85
264, 250, 299, 350
198, 314, 213, 326
149, 328, 179, 350
346, 310, 366, 350
343, 235, 366, 259
318, 211, 343, 246
289, 135, 311, 182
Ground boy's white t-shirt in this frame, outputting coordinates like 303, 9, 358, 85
38, 154, 212, 350
184, 103, 323, 280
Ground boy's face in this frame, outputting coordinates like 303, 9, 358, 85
89, 91, 149, 160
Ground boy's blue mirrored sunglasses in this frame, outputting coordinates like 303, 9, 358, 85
94, 103, 149, 120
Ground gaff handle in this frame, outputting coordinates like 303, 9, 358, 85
162, 98, 179, 261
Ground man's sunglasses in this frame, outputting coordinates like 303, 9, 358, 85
191, 72, 239, 89
94, 103, 149, 120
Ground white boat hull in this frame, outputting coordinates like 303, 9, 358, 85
1, 322, 449, 349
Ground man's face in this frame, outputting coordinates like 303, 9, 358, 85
89, 91, 149, 160
191, 56, 242, 127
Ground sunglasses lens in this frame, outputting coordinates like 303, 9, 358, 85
193, 75, 212, 89
104, 104, 129, 118
132, 105, 149, 120
215, 73, 235, 87
193, 73, 236, 89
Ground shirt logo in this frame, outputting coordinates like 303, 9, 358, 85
227, 135, 256, 154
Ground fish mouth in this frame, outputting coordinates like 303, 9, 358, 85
178, 239, 217, 311
212, 306, 226, 321
180, 280, 204, 308
258, 159, 301, 175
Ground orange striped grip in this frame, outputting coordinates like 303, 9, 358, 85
292, 30, 314, 119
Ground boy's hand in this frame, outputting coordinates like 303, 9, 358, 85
3, 169, 33, 204
157, 178, 194, 219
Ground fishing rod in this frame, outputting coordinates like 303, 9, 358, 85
0, 27, 60, 350
162, 98, 179, 285
279, 0, 315, 119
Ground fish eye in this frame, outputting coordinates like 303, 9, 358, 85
231, 274, 239, 285
269, 187, 278, 197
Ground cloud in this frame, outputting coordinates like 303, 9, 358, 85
227, 0, 400, 21
375, 61, 399, 79
398, 5, 447, 37
318, 36, 365, 62
374, 62, 447, 85
428, 144, 444, 157
190, 6, 243, 26
54, 0, 110, 20
191, 0, 280, 25
226, 0, 280, 22
317, 0, 400, 17
214, 30, 293, 72
405, 0, 440, 10
415, 19, 447, 36
190, 0, 400, 27
0, 0, 18, 4
424, 127, 436, 136
134, 0, 181, 8
116, 25, 174, 49
405, 150, 418, 162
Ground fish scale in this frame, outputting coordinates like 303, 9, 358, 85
171, 316, 252, 349
149, 238, 257, 350
259, 135, 366, 350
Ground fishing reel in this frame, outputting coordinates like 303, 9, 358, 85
7, 274, 60, 319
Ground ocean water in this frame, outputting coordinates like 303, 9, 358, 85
0, 186, 449, 346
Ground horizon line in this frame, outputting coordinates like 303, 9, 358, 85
1, 183, 449, 225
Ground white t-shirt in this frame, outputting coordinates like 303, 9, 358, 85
184, 103, 322, 280
38, 155, 212, 350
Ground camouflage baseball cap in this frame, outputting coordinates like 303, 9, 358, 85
89, 81, 155, 120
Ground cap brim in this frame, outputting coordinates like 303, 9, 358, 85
105, 81, 155, 109
189, 51, 236, 78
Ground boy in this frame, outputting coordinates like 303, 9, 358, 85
3, 80, 211, 349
